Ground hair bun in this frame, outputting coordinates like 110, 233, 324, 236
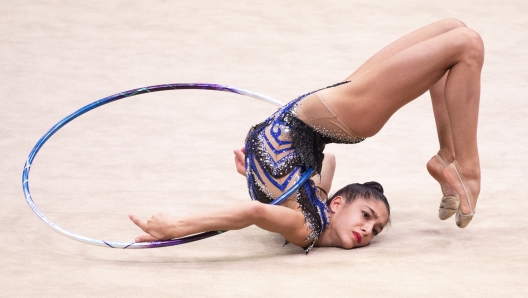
363, 181, 384, 194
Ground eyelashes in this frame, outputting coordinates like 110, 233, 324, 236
362, 210, 380, 236
362, 211, 370, 219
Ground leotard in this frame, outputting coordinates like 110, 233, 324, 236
244, 82, 365, 253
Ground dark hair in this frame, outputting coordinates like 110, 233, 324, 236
327, 181, 391, 220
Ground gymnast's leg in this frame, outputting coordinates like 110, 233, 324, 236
427, 73, 456, 168
340, 19, 462, 205
348, 18, 467, 82
320, 20, 483, 226
426, 72, 461, 220
344, 19, 462, 200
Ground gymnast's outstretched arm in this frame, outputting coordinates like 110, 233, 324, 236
129, 202, 312, 246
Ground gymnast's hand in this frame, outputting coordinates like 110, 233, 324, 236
233, 147, 246, 177
129, 213, 176, 242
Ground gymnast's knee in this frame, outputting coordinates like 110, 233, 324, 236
457, 27, 485, 66
439, 18, 467, 31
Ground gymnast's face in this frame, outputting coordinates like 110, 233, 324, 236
328, 196, 389, 249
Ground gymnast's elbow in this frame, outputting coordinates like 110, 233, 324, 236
223, 201, 268, 230
245, 201, 266, 221
244, 201, 279, 229
245, 201, 303, 236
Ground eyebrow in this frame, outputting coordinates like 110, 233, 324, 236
365, 206, 378, 220
363, 205, 387, 232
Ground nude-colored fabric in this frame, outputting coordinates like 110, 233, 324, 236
2, 1, 527, 297
296, 91, 363, 141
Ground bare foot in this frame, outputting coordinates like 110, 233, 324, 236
443, 161, 480, 227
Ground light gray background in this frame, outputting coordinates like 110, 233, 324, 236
2, 1, 527, 297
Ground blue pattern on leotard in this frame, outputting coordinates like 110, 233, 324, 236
244, 82, 364, 253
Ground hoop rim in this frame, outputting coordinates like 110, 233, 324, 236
22, 83, 312, 249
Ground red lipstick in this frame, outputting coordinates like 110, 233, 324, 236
353, 232, 362, 243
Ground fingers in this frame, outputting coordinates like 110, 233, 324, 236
129, 214, 161, 242
234, 149, 244, 166
135, 234, 159, 243
233, 149, 247, 176
233, 147, 246, 155
234, 150, 244, 161
129, 214, 148, 232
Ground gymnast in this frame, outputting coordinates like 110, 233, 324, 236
129, 19, 483, 253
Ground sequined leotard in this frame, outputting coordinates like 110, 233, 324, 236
244, 82, 365, 253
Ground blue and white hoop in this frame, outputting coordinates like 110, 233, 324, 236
22, 83, 313, 249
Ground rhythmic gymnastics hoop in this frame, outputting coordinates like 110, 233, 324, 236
22, 83, 314, 249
